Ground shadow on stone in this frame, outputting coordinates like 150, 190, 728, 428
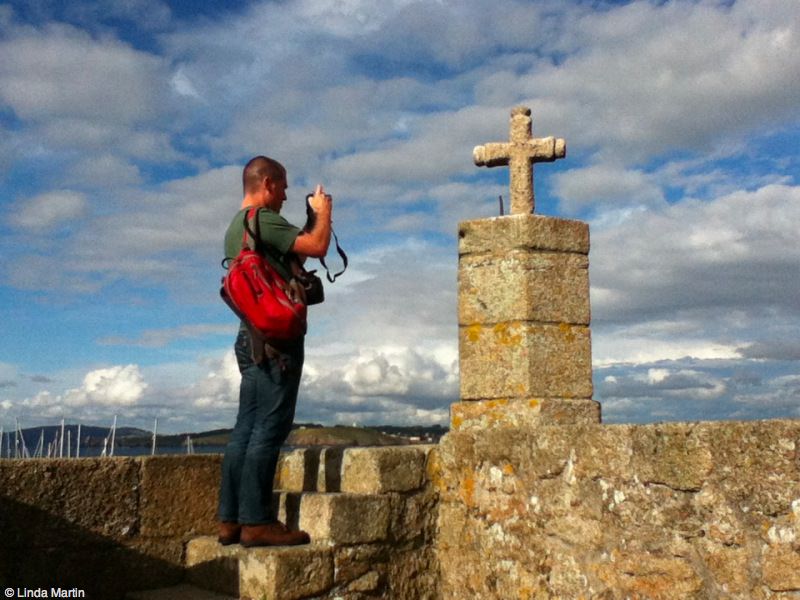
185, 553, 240, 597
320, 447, 343, 492
0, 495, 183, 599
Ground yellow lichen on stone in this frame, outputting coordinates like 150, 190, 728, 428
503, 464, 515, 475
528, 399, 540, 408
466, 324, 482, 342
426, 451, 446, 493
487, 399, 509, 409
460, 471, 476, 506
278, 464, 290, 486
558, 322, 576, 342
493, 322, 522, 346
451, 414, 463, 430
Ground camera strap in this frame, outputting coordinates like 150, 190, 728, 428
319, 227, 348, 282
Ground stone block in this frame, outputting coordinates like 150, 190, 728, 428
436, 501, 470, 553
389, 486, 439, 543
299, 493, 391, 545
186, 536, 334, 600
274, 448, 320, 492
593, 552, 704, 598
334, 545, 388, 585
458, 214, 589, 256
139, 455, 221, 537
459, 321, 592, 400
387, 547, 440, 600
630, 425, 714, 492
459, 249, 590, 325
186, 536, 241, 595
347, 570, 382, 593
450, 398, 600, 430
570, 424, 634, 479
0, 457, 139, 544
239, 545, 334, 600
125, 536, 185, 568
698, 420, 800, 515
764, 545, 800, 592
340, 446, 432, 494
697, 540, 752, 595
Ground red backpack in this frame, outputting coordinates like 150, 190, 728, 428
220, 208, 307, 340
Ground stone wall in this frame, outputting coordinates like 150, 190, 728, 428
433, 419, 800, 599
2, 423, 800, 599
0, 455, 221, 598
0, 448, 441, 600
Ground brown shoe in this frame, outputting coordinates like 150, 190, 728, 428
218, 521, 241, 545
240, 521, 311, 547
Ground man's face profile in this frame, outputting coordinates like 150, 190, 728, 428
265, 174, 288, 211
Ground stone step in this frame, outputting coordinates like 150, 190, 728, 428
274, 444, 434, 494
298, 492, 392, 545
126, 583, 236, 600
263, 491, 394, 545
186, 536, 333, 600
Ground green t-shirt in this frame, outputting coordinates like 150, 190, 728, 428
224, 208, 301, 282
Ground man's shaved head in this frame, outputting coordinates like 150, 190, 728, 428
243, 156, 285, 195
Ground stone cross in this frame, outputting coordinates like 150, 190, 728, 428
473, 106, 566, 215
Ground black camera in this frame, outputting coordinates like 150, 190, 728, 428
304, 193, 316, 232
301, 190, 348, 284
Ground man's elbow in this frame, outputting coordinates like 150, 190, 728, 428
305, 245, 327, 258
292, 234, 328, 258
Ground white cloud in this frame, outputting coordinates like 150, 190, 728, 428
67, 154, 143, 187
553, 165, 666, 213
522, 0, 800, 162
7, 191, 88, 229
186, 350, 240, 410
9, 365, 148, 421
591, 184, 800, 324
593, 336, 741, 368
3, 165, 241, 294
65, 365, 147, 407
738, 340, 800, 362
0, 23, 169, 124
602, 367, 727, 402
300, 345, 456, 425
294, 0, 412, 36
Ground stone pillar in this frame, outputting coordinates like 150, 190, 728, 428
452, 213, 601, 430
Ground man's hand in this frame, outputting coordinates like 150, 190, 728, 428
293, 184, 333, 258
308, 184, 332, 214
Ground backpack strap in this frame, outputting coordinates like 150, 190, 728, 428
242, 207, 260, 252
221, 207, 260, 270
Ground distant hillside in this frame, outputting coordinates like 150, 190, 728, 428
144, 425, 416, 448
4, 422, 447, 452
288, 425, 409, 447
5, 425, 149, 449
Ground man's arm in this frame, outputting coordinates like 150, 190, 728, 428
292, 184, 332, 258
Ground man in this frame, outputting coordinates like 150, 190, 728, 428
217, 156, 332, 547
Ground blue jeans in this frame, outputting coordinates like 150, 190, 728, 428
218, 328, 304, 524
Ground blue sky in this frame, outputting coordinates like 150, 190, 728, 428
1, 0, 798, 434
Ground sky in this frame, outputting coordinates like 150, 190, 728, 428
0, 0, 798, 435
